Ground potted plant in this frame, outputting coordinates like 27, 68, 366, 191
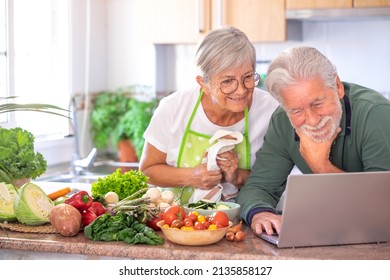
90, 90, 132, 151
113, 98, 159, 161
90, 86, 158, 162
1, 96, 68, 116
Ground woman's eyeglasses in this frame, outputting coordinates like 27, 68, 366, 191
207, 72, 261, 95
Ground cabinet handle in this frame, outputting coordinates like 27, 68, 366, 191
196, 0, 205, 33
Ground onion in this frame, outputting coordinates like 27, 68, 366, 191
144, 187, 161, 203
161, 190, 175, 204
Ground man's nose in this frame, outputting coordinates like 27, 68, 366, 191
304, 109, 320, 127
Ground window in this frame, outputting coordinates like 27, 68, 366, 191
3, 0, 70, 137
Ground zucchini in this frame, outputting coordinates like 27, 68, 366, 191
216, 204, 230, 210
187, 199, 231, 210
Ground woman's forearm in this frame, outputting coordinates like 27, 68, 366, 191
142, 164, 196, 187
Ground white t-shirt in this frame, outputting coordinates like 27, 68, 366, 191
144, 86, 279, 168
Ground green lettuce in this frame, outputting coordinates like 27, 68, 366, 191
91, 168, 148, 201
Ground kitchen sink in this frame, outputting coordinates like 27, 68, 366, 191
36, 160, 139, 183
36, 173, 103, 183
87, 160, 139, 174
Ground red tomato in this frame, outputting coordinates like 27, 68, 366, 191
194, 222, 206, 230
183, 217, 194, 227
202, 220, 210, 229
171, 219, 184, 229
210, 211, 229, 228
146, 213, 164, 231
163, 205, 186, 226
187, 212, 198, 223
88, 201, 106, 217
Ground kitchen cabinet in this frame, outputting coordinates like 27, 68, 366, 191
286, 0, 353, 9
286, 0, 390, 9
138, 0, 285, 43
354, 0, 390, 7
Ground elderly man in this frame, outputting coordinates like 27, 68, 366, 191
238, 46, 390, 236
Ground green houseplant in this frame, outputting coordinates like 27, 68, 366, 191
0, 96, 69, 187
90, 90, 132, 150
90, 86, 158, 162
113, 98, 159, 160
1, 96, 68, 117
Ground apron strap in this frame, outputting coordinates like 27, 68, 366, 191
177, 89, 204, 167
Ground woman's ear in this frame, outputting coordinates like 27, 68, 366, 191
196, 76, 209, 94
196, 75, 204, 86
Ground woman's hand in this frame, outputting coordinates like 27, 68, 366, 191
216, 150, 239, 184
191, 163, 223, 190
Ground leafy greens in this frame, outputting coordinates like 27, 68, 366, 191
91, 168, 149, 201
84, 212, 164, 245
0, 127, 47, 181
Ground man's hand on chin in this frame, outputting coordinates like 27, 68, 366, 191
295, 127, 342, 173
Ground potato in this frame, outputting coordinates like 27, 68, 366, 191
49, 204, 82, 237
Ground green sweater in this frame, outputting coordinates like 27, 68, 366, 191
238, 82, 390, 224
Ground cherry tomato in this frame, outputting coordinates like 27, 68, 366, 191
210, 211, 229, 228
163, 205, 186, 226
171, 219, 184, 229
187, 212, 198, 223
197, 215, 206, 223
146, 213, 164, 231
202, 220, 210, 229
183, 217, 194, 227
194, 222, 206, 230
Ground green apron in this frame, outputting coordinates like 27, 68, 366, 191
162, 90, 250, 205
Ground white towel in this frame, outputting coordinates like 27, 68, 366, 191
206, 129, 243, 170
191, 130, 243, 202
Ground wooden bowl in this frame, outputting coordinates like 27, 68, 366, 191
157, 220, 232, 246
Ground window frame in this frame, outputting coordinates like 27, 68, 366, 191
2, 0, 74, 167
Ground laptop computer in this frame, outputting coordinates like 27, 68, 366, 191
258, 171, 390, 248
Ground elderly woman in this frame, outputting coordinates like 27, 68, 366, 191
140, 26, 278, 204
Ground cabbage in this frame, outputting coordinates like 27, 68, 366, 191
0, 182, 18, 221
14, 182, 54, 225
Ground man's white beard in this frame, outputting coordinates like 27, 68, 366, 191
299, 115, 340, 143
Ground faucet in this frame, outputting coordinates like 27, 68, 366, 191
72, 147, 98, 174
69, 95, 98, 175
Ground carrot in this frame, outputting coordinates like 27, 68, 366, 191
47, 187, 71, 201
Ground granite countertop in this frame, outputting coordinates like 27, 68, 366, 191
1, 223, 390, 260
2, 181, 390, 260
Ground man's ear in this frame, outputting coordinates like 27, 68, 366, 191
336, 75, 345, 99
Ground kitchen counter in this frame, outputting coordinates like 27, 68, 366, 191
2, 181, 390, 260
1, 224, 390, 260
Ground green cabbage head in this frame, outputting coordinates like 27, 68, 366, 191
0, 182, 18, 221
14, 182, 54, 225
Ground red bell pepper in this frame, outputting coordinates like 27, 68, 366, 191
88, 201, 106, 217
65, 190, 93, 212
146, 213, 164, 231
81, 209, 98, 226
